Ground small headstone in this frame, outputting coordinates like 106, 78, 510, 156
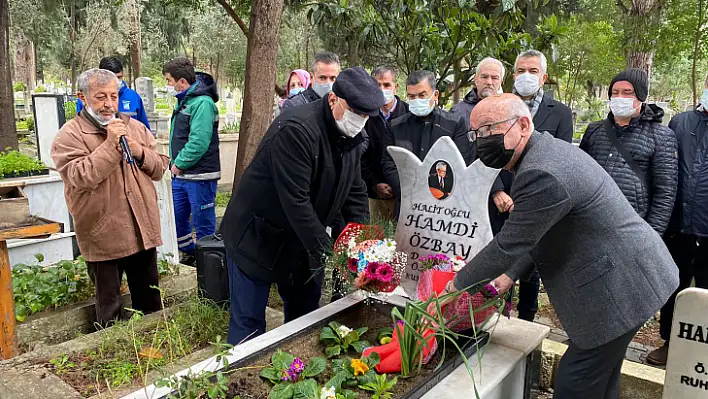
135, 77, 155, 113
32, 94, 66, 169
663, 288, 708, 398
388, 136, 499, 297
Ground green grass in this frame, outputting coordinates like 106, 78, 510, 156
215, 192, 231, 208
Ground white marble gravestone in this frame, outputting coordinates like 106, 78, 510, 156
663, 287, 708, 398
387, 136, 499, 297
32, 94, 66, 169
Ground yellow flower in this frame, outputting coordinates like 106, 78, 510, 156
351, 358, 369, 376
73, 275, 80, 281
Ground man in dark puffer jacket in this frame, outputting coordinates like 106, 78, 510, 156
646, 74, 708, 366
580, 68, 678, 234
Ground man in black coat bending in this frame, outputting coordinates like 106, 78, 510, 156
222, 67, 383, 345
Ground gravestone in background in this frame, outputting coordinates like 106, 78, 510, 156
387, 136, 499, 297
664, 287, 708, 398
32, 94, 66, 169
135, 77, 155, 113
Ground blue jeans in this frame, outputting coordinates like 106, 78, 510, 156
172, 179, 217, 255
226, 258, 323, 345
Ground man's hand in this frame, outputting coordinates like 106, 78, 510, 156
171, 164, 183, 176
124, 136, 144, 161
374, 183, 393, 199
106, 119, 127, 147
491, 274, 515, 295
493, 191, 514, 213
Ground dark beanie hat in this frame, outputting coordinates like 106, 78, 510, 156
332, 66, 385, 116
609, 68, 649, 102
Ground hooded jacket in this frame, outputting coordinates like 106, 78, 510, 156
667, 108, 708, 237
580, 104, 678, 234
169, 72, 220, 180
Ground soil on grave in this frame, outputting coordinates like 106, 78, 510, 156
221, 302, 485, 399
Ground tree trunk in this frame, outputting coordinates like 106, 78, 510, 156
452, 58, 461, 105
128, 0, 142, 83
231, 0, 285, 195
692, 0, 705, 107
12, 29, 35, 113
621, 0, 666, 78
0, 0, 18, 150
69, 2, 77, 93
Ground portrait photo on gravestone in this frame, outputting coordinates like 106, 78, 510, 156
388, 136, 499, 296
428, 160, 454, 200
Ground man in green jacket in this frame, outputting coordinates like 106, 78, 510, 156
163, 58, 221, 265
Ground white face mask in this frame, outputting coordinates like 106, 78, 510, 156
514, 73, 540, 97
335, 100, 368, 138
166, 85, 176, 96
409, 93, 436, 117
382, 89, 395, 104
702, 89, 708, 107
118, 80, 125, 90
313, 82, 334, 98
86, 105, 115, 126
609, 97, 639, 118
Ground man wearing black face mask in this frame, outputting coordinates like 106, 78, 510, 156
437, 94, 679, 399
221, 67, 382, 345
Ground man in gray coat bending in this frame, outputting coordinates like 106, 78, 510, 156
441, 94, 678, 399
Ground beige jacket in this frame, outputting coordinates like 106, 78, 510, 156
51, 113, 170, 262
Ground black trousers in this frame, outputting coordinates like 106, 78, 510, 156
554, 325, 642, 399
517, 268, 541, 321
86, 248, 161, 326
659, 233, 708, 341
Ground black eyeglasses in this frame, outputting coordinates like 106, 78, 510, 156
467, 117, 519, 142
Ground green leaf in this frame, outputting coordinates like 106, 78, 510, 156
351, 340, 370, 353
260, 367, 283, 383
357, 370, 378, 385
325, 345, 342, 358
501, 0, 515, 11
354, 327, 368, 337
302, 357, 326, 377
272, 350, 296, 371
364, 351, 380, 368
320, 326, 339, 342
325, 371, 350, 391
377, 327, 393, 342
293, 379, 319, 399
269, 383, 295, 399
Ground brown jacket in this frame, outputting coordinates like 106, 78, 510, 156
51, 113, 170, 262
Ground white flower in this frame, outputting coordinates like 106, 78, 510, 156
452, 258, 466, 272
321, 386, 337, 399
338, 325, 353, 337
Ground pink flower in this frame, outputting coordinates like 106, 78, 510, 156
483, 283, 499, 298
347, 258, 358, 273
365, 262, 379, 280
376, 263, 394, 283
290, 358, 305, 374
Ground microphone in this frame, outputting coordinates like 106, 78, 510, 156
119, 135, 134, 164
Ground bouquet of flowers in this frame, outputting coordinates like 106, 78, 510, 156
332, 223, 406, 293
417, 253, 506, 332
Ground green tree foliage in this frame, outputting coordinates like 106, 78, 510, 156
305, 0, 567, 104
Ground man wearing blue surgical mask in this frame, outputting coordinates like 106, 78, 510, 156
646, 73, 708, 366
381, 70, 471, 218
76, 57, 151, 130
280, 52, 340, 113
